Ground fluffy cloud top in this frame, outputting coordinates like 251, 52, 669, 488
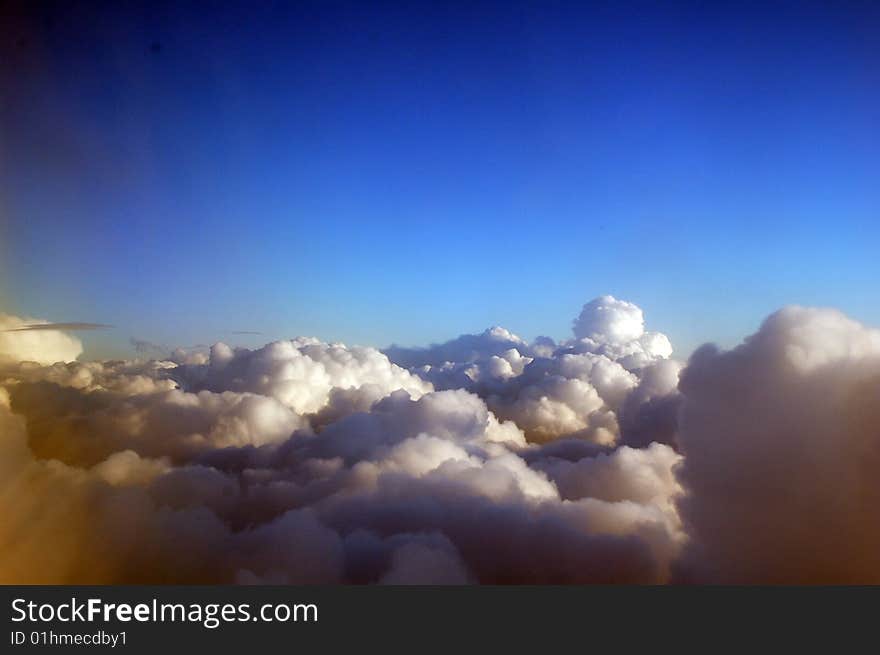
385, 326, 529, 369
174, 338, 432, 415
0, 314, 83, 364
573, 295, 644, 344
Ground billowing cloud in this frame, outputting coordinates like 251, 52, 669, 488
3, 298, 879, 583
385, 297, 676, 446
0, 314, 84, 364
674, 306, 880, 583
173, 338, 433, 415
385, 326, 529, 369
573, 295, 645, 344
0, 300, 689, 583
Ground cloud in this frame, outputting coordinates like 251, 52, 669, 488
1, 357, 179, 394
172, 338, 433, 415
385, 299, 676, 446
0, 298, 689, 583
573, 295, 644, 344
385, 326, 530, 369
617, 359, 683, 449
0, 314, 85, 364
4, 297, 879, 583
674, 306, 880, 583
377, 535, 474, 585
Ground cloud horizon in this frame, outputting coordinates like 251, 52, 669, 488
1, 296, 878, 584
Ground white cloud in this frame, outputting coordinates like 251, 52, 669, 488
0, 314, 83, 364
572, 295, 645, 344
174, 338, 433, 415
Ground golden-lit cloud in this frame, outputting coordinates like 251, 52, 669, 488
0, 314, 86, 364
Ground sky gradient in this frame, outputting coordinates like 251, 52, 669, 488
1, 0, 878, 359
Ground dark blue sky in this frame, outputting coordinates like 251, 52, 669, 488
2, 1, 878, 357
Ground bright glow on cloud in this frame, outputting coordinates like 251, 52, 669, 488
0, 314, 84, 364
573, 295, 645, 344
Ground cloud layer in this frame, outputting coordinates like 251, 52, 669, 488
1, 297, 878, 583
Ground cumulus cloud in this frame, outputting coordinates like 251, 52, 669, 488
4, 298, 879, 583
1, 357, 179, 394
0, 314, 85, 364
674, 306, 880, 583
173, 338, 433, 415
385, 326, 529, 370
573, 295, 645, 344
617, 359, 683, 449
0, 300, 691, 583
388, 298, 675, 446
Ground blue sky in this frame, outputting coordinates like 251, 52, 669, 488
1, 1, 878, 359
